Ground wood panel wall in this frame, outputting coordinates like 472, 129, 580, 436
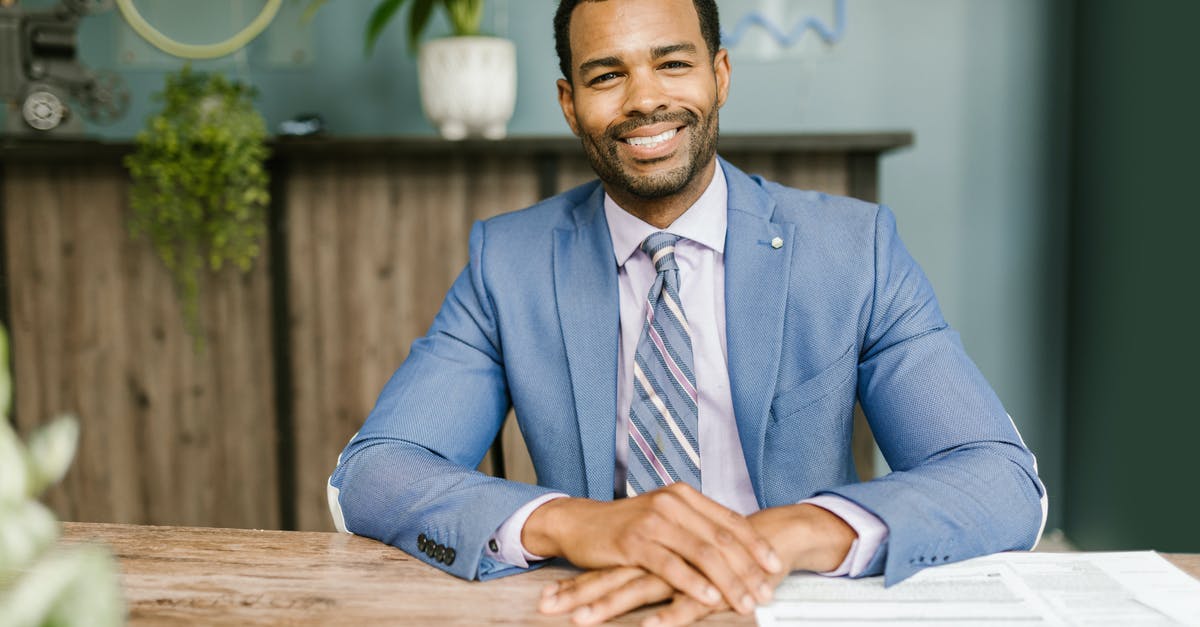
285, 155, 540, 530
0, 135, 905, 531
3, 162, 279, 529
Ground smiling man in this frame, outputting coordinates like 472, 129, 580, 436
327, 0, 1047, 625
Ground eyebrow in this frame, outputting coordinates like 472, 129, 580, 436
576, 42, 699, 77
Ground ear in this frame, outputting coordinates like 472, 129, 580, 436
713, 48, 731, 108
557, 78, 582, 137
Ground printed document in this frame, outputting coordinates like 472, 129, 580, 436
757, 551, 1200, 626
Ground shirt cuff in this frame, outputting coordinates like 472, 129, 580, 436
801, 494, 889, 577
484, 493, 570, 568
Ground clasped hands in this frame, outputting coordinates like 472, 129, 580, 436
522, 483, 857, 626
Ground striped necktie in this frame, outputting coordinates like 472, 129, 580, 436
626, 232, 701, 496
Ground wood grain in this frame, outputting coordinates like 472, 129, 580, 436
57, 522, 751, 625
3, 163, 278, 530
285, 154, 540, 530
58, 523, 1200, 626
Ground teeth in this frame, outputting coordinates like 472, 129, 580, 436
626, 128, 677, 148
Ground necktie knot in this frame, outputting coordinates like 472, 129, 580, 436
640, 232, 681, 273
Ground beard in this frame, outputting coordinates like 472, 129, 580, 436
578, 104, 720, 200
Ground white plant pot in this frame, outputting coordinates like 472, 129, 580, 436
417, 36, 516, 140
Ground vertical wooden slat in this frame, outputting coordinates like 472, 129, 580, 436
3, 162, 278, 529
720, 152, 849, 196
556, 155, 600, 193
287, 153, 541, 531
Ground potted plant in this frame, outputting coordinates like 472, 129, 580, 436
310, 0, 516, 140
124, 66, 270, 344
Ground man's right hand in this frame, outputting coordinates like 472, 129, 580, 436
522, 483, 783, 615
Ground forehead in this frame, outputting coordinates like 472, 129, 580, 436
569, 0, 704, 61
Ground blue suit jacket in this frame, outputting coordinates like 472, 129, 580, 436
329, 159, 1046, 586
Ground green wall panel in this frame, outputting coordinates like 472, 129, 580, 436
1066, 0, 1200, 551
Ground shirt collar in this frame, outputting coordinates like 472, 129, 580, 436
604, 160, 728, 268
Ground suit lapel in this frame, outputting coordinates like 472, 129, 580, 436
721, 160, 794, 505
554, 185, 620, 501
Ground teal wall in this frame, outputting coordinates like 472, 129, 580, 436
1065, 0, 1200, 552
8, 1, 1072, 531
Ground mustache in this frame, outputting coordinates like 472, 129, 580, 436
608, 110, 698, 140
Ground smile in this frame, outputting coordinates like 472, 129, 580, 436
624, 128, 678, 148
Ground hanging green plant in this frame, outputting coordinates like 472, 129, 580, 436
124, 65, 269, 345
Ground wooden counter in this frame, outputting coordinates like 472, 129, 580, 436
60, 522, 1199, 626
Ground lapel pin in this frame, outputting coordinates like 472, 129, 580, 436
771, 237, 784, 249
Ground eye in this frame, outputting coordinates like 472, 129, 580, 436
588, 71, 622, 86
660, 60, 692, 71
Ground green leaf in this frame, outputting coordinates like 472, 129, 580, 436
124, 67, 268, 348
365, 0, 409, 56
26, 416, 79, 496
0, 500, 59, 573
408, 0, 437, 54
444, 0, 483, 36
0, 420, 27, 506
2, 544, 124, 627
0, 322, 10, 421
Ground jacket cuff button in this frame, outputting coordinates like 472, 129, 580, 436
445, 548, 456, 565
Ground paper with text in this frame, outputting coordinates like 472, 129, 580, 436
756, 551, 1200, 626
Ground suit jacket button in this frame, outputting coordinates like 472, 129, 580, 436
488, 539, 499, 553
435, 546, 446, 561
445, 548, 456, 565
417, 534, 427, 551
425, 543, 437, 558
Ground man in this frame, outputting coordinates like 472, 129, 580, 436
328, 0, 1047, 624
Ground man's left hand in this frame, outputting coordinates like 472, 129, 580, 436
538, 503, 857, 626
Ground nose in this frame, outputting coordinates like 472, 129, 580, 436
622, 68, 669, 117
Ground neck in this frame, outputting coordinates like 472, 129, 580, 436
607, 158, 717, 229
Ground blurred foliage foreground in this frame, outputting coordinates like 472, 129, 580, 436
0, 325, 124, 626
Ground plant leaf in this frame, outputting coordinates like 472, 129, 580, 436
27, 415, 79, 496
366, 0, 409, 56
0, 418, 28, 506
0, 322, 10, 420
408, 0, 437, 54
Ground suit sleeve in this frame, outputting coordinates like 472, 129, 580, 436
327, 220, 558, 581
821, 205, 1047, 586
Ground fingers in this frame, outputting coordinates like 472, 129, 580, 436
666, 483, 784, 574
539, 567, 644, 615
635, 485, 776, 612
540, 487, 781, 617
570, 572, 675, 625
634, 540, 724, 608
644, 592, 721, 627
548, 570, 724, 627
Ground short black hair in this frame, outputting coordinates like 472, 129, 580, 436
554, 0, 721, 82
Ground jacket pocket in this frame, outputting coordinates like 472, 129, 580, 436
770, 343, 856, 423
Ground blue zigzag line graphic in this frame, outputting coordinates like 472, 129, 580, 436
720, 0, 847, 48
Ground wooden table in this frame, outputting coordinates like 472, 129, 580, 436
61, 522, 1200, 626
